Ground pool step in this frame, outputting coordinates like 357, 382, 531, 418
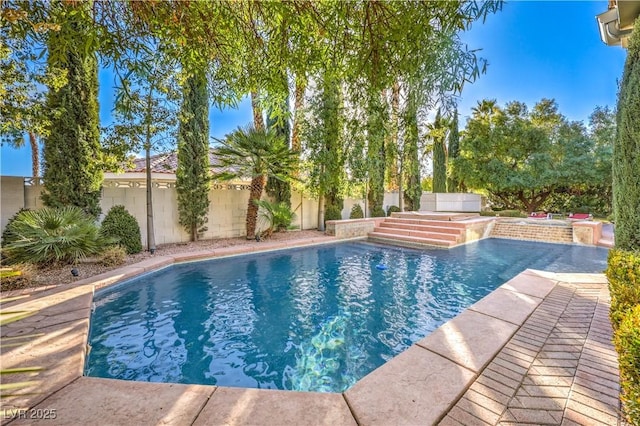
368, 231, 457, 248
368, 217, 467, 248
597, 238, 614, 248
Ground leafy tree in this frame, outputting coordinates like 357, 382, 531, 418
614, 17, 640, 250
455, 99, 594, 213
447, 109, 461, 192
41, 1, 102, 218
176, 71, 210, 241
265, 71, 292, 208
366, 91, 388, 215
102, 42, 179, 251
214, 125, 297, 239
403, 86, 422, 211
431, 109, 448, 193
302, 71, 345, 229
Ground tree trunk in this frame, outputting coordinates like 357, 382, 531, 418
251, 91, 265, 131
246, 174, 266, 239
317, 192, 326, 231
29, 132, 39, 178
387, 82, 400, 191
145, 143, 156, 252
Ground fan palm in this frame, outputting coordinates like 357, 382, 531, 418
213, 125, 298, 239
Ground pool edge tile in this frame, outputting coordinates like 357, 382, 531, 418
469, 287, 544, 325
194, 387, 357, 426
344, 345, 476, 426
417, 309, 519, 373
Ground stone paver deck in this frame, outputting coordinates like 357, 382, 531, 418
0, 237, 622, 425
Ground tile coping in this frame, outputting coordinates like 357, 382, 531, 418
0, 237, 610, 425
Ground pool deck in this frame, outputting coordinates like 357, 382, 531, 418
0, 236, 622, 425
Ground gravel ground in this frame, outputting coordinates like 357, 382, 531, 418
1, 230, 326, 293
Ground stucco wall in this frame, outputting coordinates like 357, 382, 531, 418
1, 176, 26, 237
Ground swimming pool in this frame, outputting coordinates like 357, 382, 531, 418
85, 239, 608, 393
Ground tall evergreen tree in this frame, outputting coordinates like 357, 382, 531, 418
447, 110, 460, 192
176, 71, 210, 241
265, 71, 292, 208
432, 109, 447, 193
366, 91, 388, 216
41, 2, 102, 217
403, 87, 421, 211
614, 17, 640, 250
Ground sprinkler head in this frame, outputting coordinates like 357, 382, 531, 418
255, 234, 261, 242
71, 268, 79, 277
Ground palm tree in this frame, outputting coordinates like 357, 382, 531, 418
213, 125, 298, 239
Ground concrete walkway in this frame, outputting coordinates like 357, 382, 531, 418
0, 239, 622, 425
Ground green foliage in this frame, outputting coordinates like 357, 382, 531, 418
324, 205, 342, 223
403, 87, 421, 211
265, 71, 292, 208
1, 209, 29, 249
614, 17, 640, 251
176, 72, 210, 241
447, 110, 461, 192
301, 71, 345, 206
2, 207, 113, 265
100, 205, 142, 254
606, 249, 640, 330
431, 109, 448, 193
255, 199, 295, 236
349, 204, 364, 219
366, 92, 388, 214
387, 205, 401, 216
614, 304, 640, 425
479, 210, 525, 217
455, 98, 597, 213
214, 125, 297, 239
41, 2, 103, 218
371, 207, 386, 218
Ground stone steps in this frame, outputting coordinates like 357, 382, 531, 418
368, 217, 467, 248
368, 231, 457, 248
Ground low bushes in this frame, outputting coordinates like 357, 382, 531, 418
479, 210, 526, 217
101, 205, 142, 254
99, 246, 127, 267
254, 199, 295, 236
606, 249, 640, 425
324, 205, 342, 223
386, 205, 401, 216
370, 206, 386, 218
349, 204, 364, 219
2, 207, 114, 265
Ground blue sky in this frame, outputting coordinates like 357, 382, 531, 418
0, 1, 628, 177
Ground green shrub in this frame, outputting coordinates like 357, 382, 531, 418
614, 304, 640, 425
324, 205, 342, 223
2, 207, 113, 265
606, 249, 640, 330
387, 205, 401, 216
1, 209, 29, 249
101, 205, 142, 254
481, 209, 525, 217
349, 204, 364, 219
371, 206, 386, 218
254, 199, 295, 236
99, 245, 127, 267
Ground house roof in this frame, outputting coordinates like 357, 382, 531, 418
127, 150, 223, 174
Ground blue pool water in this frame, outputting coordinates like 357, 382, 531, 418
85, 239, 608, 393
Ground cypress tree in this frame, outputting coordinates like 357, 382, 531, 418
42, 2, 102, 218
447, 110, 460, 193
403, 87, 421, 211
432, 109, 447, 193
614, 18, 640, 250
176, 71, 210, 241
266, 74, 292, 208
366, 91, 388, 215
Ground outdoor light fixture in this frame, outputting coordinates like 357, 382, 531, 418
71, 268, 79, 277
